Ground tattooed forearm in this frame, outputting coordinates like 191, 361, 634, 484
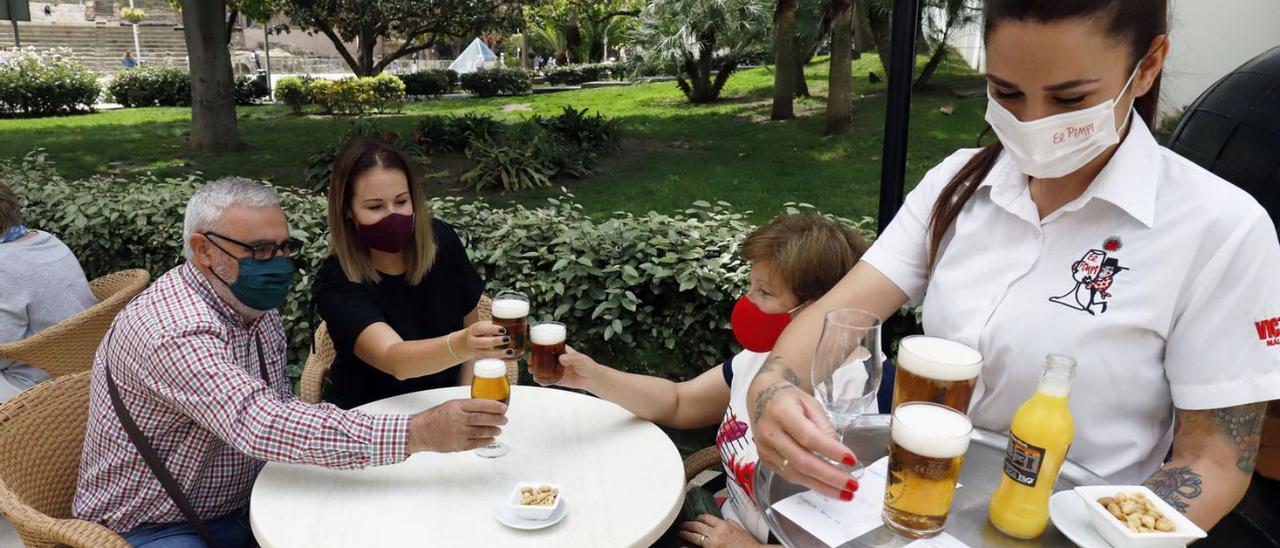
1176, 403, 1266, 474
783, 367, 801, 386
1142, 466, 1203, 513
762, 354, 802, 387
753, 381, 798, 422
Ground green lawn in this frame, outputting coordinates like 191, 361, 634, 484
0, 54, 987, 223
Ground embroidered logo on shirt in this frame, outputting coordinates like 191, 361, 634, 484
1257, 317, 1280, 347
1050, 240, 1130, 315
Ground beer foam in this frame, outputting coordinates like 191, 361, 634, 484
492, 299, 530, 319
898, 336, 982, 381
475, 359, 507, 379
891, 403, 972, 459
530, 323, 566, 345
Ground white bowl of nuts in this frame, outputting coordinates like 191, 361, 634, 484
1073, 486, 1205, 548
509, 482, 563, 521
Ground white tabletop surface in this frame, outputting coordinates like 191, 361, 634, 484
250, 386, 686, 548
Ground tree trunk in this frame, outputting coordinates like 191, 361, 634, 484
794, 47, 811, 97
224, 10, 238, 46
565, 25, 582, 64
853, 0, 874, 53
868, 2, 893, 74
771, 0, 798, 119
694, 34, 715, 102
357, 30, 376, 76
184, 0, 241, 152
913, 40, 948, 90
825, 0, 855, 136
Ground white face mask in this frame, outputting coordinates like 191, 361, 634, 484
985, 65, 1141, 179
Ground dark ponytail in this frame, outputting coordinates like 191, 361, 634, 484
926, 0, 1169, 269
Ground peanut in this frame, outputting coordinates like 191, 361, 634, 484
1097, 492, 1175, 534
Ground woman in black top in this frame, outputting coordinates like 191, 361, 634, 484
312, 139, 512, 409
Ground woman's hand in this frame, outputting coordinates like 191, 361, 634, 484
753, 382, 860, 500
461, 321, 510, 361
679, 514, 766, 547
555, 345, 601, 390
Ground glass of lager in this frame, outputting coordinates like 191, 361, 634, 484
492, 292, 530, 360
892, 335, 983, 413
883, 401, 972, 538
528, 321, 566, 386
471, 359, 511, 458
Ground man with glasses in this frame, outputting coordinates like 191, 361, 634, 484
73, 178, 508, 547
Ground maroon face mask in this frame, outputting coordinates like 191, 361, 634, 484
355, 213, 414, 253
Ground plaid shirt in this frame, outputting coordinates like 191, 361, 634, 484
73, 263, 410, 532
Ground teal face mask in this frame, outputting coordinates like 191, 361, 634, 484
221, 256, 295, 311
204, 234, 296, 311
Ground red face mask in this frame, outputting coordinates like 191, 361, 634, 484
355, 212, 414, 253
731, 295, 801, 352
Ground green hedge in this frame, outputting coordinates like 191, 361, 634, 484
3, 150, 877, 381
234, 75, 270, 105
401, 69, 458, 97
542, 63, 621, 86
0, 48, 100, 116
273, 74, 405, 115
459, 68, 531, 98
108, 66, 191, 107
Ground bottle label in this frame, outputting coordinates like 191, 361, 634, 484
1002, 431, 1046, 487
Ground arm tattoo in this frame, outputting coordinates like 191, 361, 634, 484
1175, 403, 1266, 474
753, 381, 798, 422
783, 367, 801, 386
1143, 466, 1203, 513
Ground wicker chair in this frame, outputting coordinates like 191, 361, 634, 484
0, 269, 150, 378
0, 371, 128, 547
683, 446, 723, 483
299, 295, 517, 404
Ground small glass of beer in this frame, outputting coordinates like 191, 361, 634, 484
892, 335, 983, 413
528, 321, 566, 386
491, 292, 530, 360
882, 401, 972, 539
471, 358, 511, 458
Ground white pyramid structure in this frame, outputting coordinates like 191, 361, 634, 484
449, 38, 499, 74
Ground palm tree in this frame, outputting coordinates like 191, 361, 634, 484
771, 0, 799, 119
824, 0, 856, 135
636, 0, 771, 103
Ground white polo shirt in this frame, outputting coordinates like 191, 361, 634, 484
863, 117, 1280, 483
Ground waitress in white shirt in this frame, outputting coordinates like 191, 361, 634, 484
746, 0, 1280, 533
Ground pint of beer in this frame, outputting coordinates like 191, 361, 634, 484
528, 321, 566, 386
882, 402, 972, 538
471, 358, 511, 458
492, 293, 530, 360
893, 335, 983, 413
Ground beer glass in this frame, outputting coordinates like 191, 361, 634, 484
892, 335, 983, 413
491, 292, 530, 360
471, 359, 511, 458
528, 321, 566, 386
882, 402, 972, 538
811, 309, 883, 477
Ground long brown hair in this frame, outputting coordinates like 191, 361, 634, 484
327, 138, 436, 285
927, 0, 1168, 269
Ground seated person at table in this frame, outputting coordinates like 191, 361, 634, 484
312, 139, 509, 409
74, 178, 507, 548
556, 214, 869, 547
0, 180, 96, 402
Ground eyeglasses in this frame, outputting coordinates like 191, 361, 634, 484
204, 232, 303, 261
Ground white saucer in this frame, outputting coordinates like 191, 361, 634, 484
1050, 491, 1110, 548
495, 500, 568, 531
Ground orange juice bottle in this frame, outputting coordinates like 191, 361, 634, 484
988, 354, 1077, 539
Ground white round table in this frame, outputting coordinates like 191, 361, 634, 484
250, 386, 686, 547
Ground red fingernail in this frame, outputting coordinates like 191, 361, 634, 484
843, 454, 857, 466
840, 491, 854, 501
846, 479, 859, 491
